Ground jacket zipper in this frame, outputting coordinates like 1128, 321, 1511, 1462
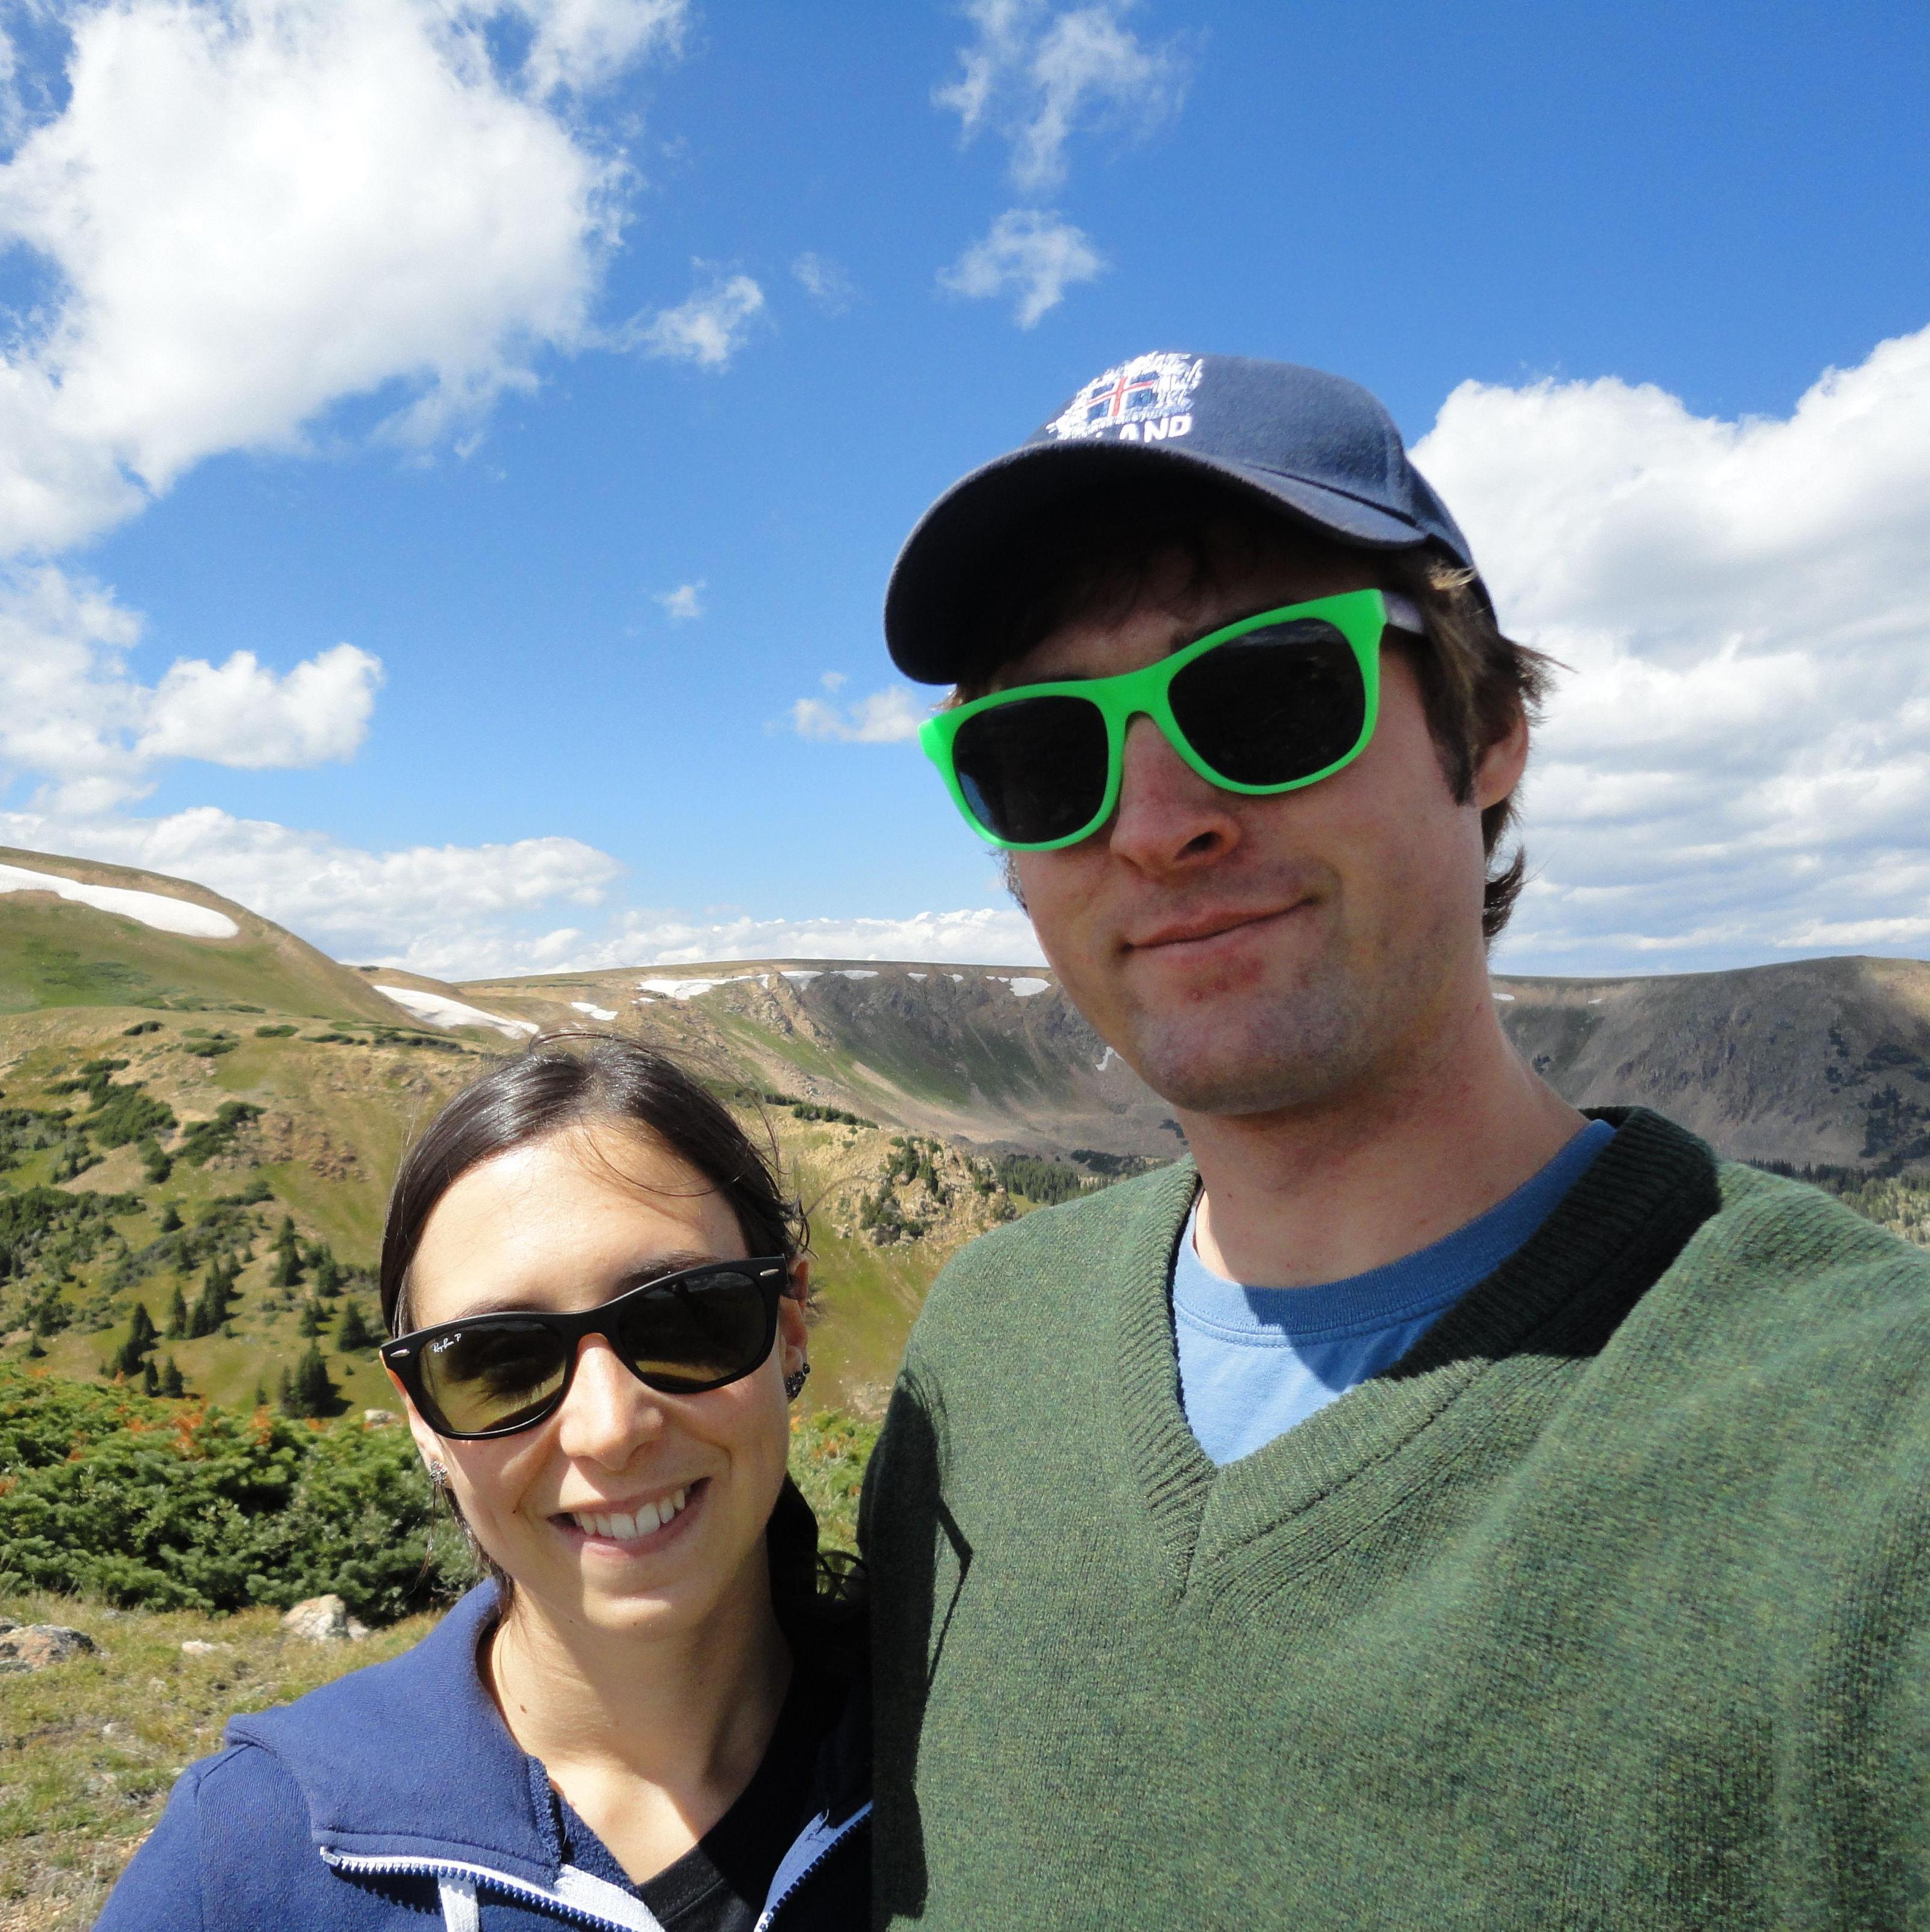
318, 1849, 665, 1932
754, 1803, 871, 1931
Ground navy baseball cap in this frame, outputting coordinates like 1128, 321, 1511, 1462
885, 351, 1479, 684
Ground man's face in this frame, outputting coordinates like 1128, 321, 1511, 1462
1004, 538, 1525, 1119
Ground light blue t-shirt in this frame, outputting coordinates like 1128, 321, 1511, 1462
1173, 1119, 1616, 1465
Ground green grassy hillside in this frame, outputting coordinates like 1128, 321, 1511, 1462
0, 848, 400, 1025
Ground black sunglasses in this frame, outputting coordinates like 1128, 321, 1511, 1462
381, 1257, 791, 1440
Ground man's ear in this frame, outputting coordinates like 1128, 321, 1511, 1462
1473, 703, 1530, 811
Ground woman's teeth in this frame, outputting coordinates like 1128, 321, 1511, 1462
570, 1488, 689, 1542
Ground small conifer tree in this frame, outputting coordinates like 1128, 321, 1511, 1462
336, 1300, 374, 1352
271, 1216, 305, 1290
160, 1356, 186, 1399
167, 1284, 190, 1339
290, 1344, 335, 1418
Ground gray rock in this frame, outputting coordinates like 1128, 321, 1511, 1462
281, 1594, 368, 1643
0, 1624, 97, 1672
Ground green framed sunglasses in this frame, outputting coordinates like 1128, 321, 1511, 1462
919, 587, 1409, 852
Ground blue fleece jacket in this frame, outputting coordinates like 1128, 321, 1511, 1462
95, 1585, 869, 1932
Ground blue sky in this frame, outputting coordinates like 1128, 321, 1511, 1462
1, 0, 1927, 976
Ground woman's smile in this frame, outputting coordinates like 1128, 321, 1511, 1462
552, 1477, 706, 1552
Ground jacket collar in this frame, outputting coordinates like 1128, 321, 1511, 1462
227, 1582, 564, 1888
227, 1582, 873, 1927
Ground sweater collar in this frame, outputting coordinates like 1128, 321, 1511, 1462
226, 1582, 564, 1888
1112, 1107, 1725, 1595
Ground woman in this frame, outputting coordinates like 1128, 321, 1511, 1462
100, 1036, 868, 1931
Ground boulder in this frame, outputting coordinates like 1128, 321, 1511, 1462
0, 1624, 97, 1672
281, 1594, 369, 1643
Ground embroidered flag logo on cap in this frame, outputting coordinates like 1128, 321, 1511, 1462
885, 351, 1480, 684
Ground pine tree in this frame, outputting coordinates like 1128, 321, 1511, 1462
252, 1381, 268, 1409
290, 1344, 335, 1419
160, 1356, 186, 1399
158, 1201, 182, 1232
188, 1265, 233, 1339
167, 1284, 189, 1339
336, 1299, 377, 1351
128, 1300, 157, 1354
298, 1297, 326, 1338
276, 1365, 296, 1414
141, 1358, 160, 1396
312, 1251, 341, 1297
272, 1216, 304, 1289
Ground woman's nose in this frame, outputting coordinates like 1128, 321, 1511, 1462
555, 1335, 663, 1464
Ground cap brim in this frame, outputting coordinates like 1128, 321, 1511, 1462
885, 438, 1432, 684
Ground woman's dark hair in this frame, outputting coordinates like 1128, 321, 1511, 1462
381, 1032, 861, 1664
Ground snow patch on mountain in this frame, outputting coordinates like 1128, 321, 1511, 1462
0, 861, 239, 939
373, 983, 537, 1039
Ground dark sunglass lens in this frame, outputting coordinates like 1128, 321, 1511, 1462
614, 1269, 773, 1395
952, 695, 1110, 845
1168, 620, 1366, 786
418, 1319, 569, 1435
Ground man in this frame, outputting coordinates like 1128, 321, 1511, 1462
861, 351, 1930, 1930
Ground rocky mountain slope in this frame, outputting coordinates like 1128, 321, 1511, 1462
2, 846, 1928, 1437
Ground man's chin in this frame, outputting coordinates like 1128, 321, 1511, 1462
1124, 988, 1369, 1118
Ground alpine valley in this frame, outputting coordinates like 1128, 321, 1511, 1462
2, 845, 1928, 1423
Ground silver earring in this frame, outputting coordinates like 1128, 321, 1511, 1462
427, 1459, 450, 1488
784, 1362, 810, 1401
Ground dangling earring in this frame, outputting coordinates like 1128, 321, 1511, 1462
427, 1458, 450, 1488
783, 1362, 811, 1401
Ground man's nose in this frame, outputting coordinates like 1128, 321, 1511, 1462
1104, 714, 1241, 873
555, 1335, 664, 1465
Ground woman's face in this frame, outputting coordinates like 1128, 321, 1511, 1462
396, 1120, 808, 1644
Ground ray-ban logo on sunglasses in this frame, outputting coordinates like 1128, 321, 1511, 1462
1047, 352, 1203, 446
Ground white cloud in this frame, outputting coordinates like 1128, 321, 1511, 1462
0, 799, 623, 970
138, 644, 383, 768
561, 904, 1047, 972
936, 0, 1188, 191
0, 565, 382, 810
939, 208, 1104, 326
656, 581, 705, 621
0, 797, 1046, 978
508, 0, 689, 96
0, 0, 687, 554
627, 269, 766, 369
790, 678, 926, 744
790, 251, 858, 314
1412, 320, 1930, 972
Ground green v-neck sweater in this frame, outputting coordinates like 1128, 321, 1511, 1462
861, 1109, 1930, 1930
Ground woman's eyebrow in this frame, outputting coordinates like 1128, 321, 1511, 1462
440, 1252, 733, 1321
614, 1249, 730, 1290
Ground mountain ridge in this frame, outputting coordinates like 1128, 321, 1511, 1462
2, 846, 1927, 1430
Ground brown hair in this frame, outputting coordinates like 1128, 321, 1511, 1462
955, 476, 1553, 941
381, 1033, 860, 1660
